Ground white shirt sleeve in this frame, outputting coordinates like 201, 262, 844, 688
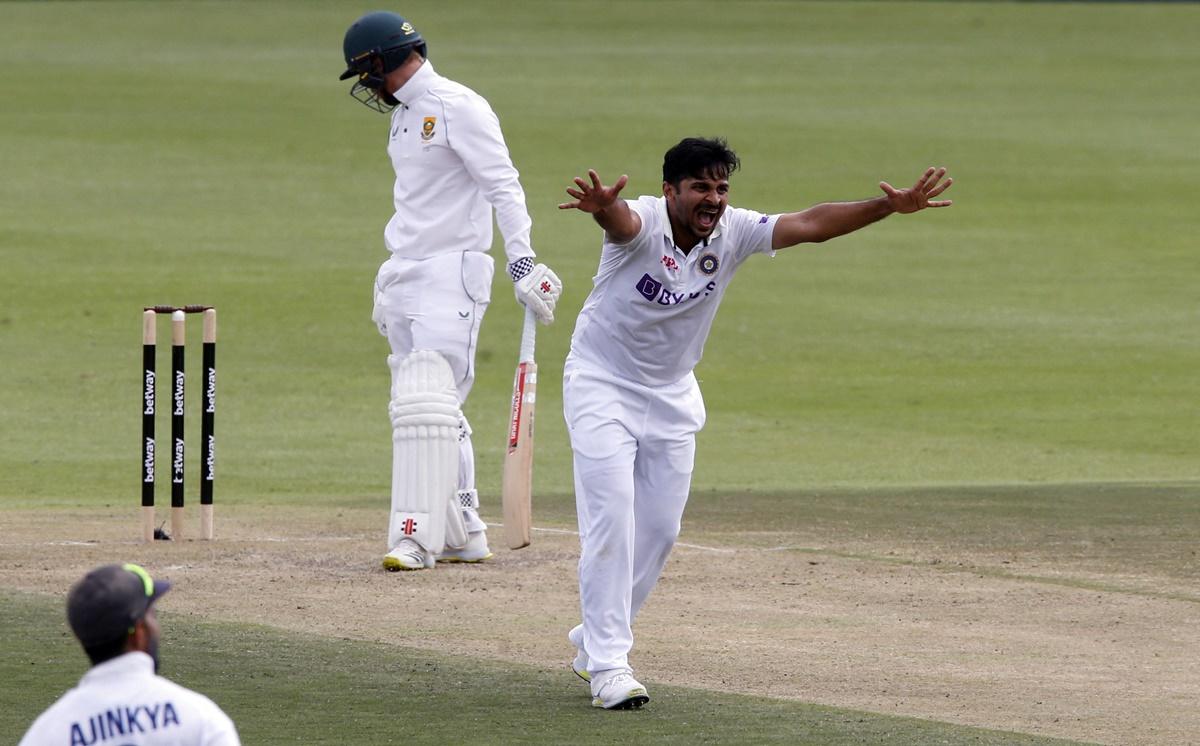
605, 196, 655, 250
445, 93, 534, 265
199, 697, 241, 746
726, 206, 779, 263
18, 709, 52, 745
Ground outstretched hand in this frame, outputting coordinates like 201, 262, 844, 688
879, 167, 954, 214
559, 170, 629, 214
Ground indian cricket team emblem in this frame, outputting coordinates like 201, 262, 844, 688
699, 252, 720, 275
421, 117, 437, 142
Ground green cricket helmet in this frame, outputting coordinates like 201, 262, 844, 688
339, 11, 428, 113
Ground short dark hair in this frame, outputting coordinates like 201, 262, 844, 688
662, 137, 740, 187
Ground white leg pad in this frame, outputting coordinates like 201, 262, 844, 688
387, 351, 467, 553
443, 491, 468, 550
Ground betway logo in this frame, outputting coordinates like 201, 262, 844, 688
204, 367, 216, 413
143, 438, 155, 483
172, 438, 184, 483
143, 370, 155, 415
173, 371, 185, 415
635, 274, 716, 306
204, 435, 216, 480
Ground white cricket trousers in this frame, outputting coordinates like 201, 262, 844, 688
563, 362, 706, 675
374, 251, 494, 534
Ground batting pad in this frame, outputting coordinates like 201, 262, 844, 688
387, 351, 467, 552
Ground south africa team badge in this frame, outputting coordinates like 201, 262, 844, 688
421, 117, 437, 142
699, 252, 720, 275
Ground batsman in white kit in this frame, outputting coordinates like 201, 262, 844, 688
559, 137, 953, 708
338, 11, 561, 570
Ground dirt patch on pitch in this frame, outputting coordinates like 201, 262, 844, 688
2, 504, 1196, 745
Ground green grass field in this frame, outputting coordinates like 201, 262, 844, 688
3, 591, 1083, 745
1, 1, 1196, 743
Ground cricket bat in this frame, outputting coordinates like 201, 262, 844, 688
501, 307, 537, 549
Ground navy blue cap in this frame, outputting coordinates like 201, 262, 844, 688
66, 564, 170, 648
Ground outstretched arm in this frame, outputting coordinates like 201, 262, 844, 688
558, 169, 642, 244
772, 167, 953, 250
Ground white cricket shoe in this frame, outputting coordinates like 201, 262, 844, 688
568, 624, 590, 683
591, 669, 649, 710
382, 539, 434, 571
436, 530, 493, 563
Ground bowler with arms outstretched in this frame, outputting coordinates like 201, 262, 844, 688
558, 137, 952, 709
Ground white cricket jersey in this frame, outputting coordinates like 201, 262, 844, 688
567, 195, 779, 386
382, 61, 533, 264
19, 652, 240, 746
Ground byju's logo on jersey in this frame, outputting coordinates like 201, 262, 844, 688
421, 117, 437, 142
636, 274, 663, 301
635, 273, 716, 306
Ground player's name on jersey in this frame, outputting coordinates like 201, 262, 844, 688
68, 701, 181, 746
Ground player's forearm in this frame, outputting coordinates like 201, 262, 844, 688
593, 201, 639, 244
471, 158, 534, 261
773, 197, 893, 249
493, 196, 535, 262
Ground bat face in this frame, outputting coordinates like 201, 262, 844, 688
501, 360, 536, 549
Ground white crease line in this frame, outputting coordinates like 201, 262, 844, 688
4, 540, 128, 548
257, 536, 364, 543
487, 523, 736, 554
674, 541, 736, 554
22, 536, 368, 548
30, 530, 749, 555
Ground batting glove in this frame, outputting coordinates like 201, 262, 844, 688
508, 258, 562, 325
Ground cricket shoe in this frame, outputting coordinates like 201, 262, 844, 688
591, 669, 649, 710
436, 530, 493, 563
382, 539, 434, 571
568, 624, 590, 683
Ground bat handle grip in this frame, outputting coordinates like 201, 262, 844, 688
519, 306, 537, 363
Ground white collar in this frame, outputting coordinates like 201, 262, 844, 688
393, 60, 438, 106
80, 651, 155, 685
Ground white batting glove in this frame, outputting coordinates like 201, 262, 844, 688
509, 258, 562, 325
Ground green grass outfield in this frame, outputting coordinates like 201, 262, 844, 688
0, 0, 1196, 743
1, 592, 1085, 745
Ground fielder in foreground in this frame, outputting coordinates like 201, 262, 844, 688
19, 564, 240, 745
558, 138, 952, 709
338, 11, 562, 571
